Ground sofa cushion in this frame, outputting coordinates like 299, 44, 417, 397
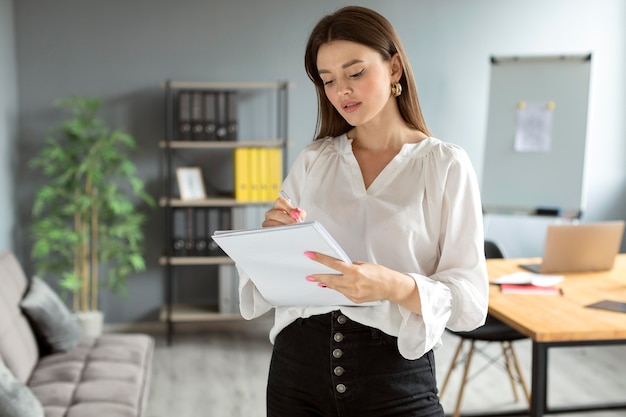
20, 277, 82, 354
1, 251, 154, 417
0, 252, 39, 383
28, 333, 154, 417
0, 359, 44, 417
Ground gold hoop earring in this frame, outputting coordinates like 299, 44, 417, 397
391, 82, 402, 97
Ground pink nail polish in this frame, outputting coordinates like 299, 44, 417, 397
306, 276, 315, 282
304, 251, 315, 259
318, 283, 327, 288
289, 210, 302, 222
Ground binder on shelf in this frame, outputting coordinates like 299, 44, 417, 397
217, 208, 230, 256
258, 148, 269, 202
207, 208, 221, 256
194, 208, 208, 256
172, 208, 187, 256
202, 92, 217, 141
234, 148, 251, 202
190, 91, 205, 140
248, 148, 261, 202
173, 207, 220, 257
212, 221, 379, 307
205, 208, 228, 256
226, 91, 238, 141
176, 91, 192, 140
266, 148, 283, 201
184, 207, 195, 255
215, 91, 229, 141
233, 148, 283, 202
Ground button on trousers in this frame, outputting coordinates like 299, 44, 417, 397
267, 311, 444, 417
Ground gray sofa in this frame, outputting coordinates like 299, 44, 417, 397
0, 251, 154, 417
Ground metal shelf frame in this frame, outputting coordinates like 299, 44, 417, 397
161, 79, 289, 344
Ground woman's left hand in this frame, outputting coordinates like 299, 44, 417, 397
304, 251, 418, 306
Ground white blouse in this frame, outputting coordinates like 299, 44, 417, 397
238, 134, 489, 360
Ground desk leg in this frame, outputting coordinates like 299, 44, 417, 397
530, 341, 548, 417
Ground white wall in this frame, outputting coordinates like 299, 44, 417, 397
0, 0, 17, 253
12, 0, 626, 321
374, 0, 626, 256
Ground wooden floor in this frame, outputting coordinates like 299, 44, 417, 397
144, 318, 626, 417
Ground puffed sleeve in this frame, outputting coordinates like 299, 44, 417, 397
238, 266, 273, 319
396, 145, 489, 358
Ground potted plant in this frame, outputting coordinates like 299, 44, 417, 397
30, 96, 154, 336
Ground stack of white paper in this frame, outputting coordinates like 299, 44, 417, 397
493, 271, 564, 287
212, 221, 377, 307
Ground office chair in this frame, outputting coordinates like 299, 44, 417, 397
439, 240, 530, 417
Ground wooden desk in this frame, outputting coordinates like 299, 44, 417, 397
476, 254, 626, 417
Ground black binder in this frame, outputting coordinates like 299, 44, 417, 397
226, 91, 238, 141
207, 207, 228, 256
215, 91, 228, 141
194, 208, 208, 256
203, 92, 217, 141
176, 91, 192, 140
183, 207, 195, 255
190, 91, 205, 140
172, 208, 187, 256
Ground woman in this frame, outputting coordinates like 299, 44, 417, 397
239, 6, 488, 416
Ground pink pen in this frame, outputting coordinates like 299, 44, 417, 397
279, 190, 304, 223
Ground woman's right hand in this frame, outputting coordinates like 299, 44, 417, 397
262, 197, 306, 227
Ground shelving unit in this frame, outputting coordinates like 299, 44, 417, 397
160, 80, 288, 343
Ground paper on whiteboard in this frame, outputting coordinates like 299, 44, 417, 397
514, 102, 554, 153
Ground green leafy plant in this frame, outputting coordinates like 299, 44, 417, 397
30, 96, 155, 312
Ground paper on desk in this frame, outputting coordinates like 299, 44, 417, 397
212, 221, 379, 307
494, 271, 564, 287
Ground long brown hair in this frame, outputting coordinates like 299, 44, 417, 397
304, 6, 432, 140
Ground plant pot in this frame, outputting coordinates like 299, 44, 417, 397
75, 310, 104, 337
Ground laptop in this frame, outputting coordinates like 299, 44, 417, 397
519, 221, 625, 274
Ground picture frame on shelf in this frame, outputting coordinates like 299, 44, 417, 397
176, 167, 207, 200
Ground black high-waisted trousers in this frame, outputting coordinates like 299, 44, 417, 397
267, 311, 445, 417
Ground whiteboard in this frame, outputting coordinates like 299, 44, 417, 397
481, 54, 591, 218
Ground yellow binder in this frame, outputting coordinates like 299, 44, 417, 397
234, 148, 250, 202
266, 148, 283, 202
248, 147, 261, 202
258, 148, 270, 202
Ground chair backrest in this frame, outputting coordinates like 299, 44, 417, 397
484, 240, 505, 259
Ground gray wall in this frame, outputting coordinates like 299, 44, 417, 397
0, 0, 17, 253
10, 0, 626, 323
